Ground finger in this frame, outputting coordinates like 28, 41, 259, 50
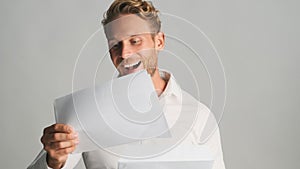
48, 139, 79, 150
44, 124, 74, 134
43, 132, 78, 143
55, 145, 77, 156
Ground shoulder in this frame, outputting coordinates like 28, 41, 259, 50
180, 90, 211, 114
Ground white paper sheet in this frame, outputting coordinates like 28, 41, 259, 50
118, 145, 214, 169
54, 70, 171, 153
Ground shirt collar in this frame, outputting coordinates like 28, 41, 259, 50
159, 69, 182, 98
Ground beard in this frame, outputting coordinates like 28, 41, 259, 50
138, 48, 158, 76
117, 48, 158, 77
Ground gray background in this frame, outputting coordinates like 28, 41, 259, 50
1, 0, 299, 169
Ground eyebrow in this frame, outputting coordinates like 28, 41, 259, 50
108, 34, 142, 41
108, 34, 145, 45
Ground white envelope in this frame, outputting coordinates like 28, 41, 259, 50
54, 70, 171, 153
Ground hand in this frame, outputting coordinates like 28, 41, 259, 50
40, 124, 79, 169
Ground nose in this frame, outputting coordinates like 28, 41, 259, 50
121, 42, 134, 59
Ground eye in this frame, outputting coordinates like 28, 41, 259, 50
110, 42, 121, 50
130, 38, 142, 45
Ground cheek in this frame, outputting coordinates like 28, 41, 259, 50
139, 50, 157, 66
110, 50, 120, 63
110, 55, 118, 67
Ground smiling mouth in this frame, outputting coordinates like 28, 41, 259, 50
124, 60, 141, 70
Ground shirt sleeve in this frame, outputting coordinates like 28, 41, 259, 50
192, 103, 226, 169
27, 149, 82, 169
203, 127, 226, 169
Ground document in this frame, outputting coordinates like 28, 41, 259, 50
54, 70, 171, 153
118, 144, 214, 169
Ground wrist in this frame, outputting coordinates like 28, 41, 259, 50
46, 153, 66, 169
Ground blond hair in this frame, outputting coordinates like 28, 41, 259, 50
102, 0, 161, 33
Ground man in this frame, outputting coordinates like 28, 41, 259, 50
28, 0, 226, 169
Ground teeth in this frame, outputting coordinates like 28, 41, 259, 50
124, 61, 140, 68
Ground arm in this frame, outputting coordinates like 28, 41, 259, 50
203, 127, 226, 169
193, 104, 226, 169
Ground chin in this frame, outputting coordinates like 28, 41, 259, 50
119, 68, 144, 77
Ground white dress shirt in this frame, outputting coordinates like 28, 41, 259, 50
27, 71, 226, 169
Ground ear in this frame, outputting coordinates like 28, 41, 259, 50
155, 32, 165, 50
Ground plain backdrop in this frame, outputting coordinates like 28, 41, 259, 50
0, 0, 299, 169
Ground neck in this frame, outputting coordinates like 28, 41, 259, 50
151, 68, 167, 96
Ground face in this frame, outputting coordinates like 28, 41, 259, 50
104, 14, 164, 77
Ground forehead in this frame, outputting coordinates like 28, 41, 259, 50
104, 14, 155, 42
